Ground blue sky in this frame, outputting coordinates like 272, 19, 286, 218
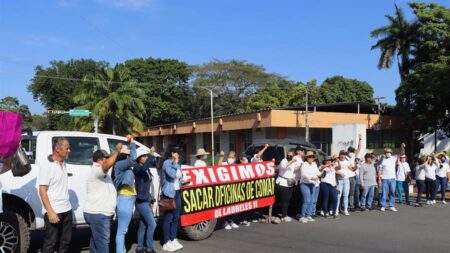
1, 0, 448, 114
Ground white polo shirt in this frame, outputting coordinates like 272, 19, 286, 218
276, 158, 296, 187
436, 163, 450, 178
339, 160, 355, 179
38, 156, 71, 214
194, 159, 207, 167
84, 163, 117, 216
300, 162, 321, 184
396, 162, 411, 181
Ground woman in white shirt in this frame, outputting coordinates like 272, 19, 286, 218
298, 151, 321, 223
423, 155, 438, 205
396, 155, 411, 205
414, 158, 426, 207
320, 156, 345, 218
435, 154, 450, 204
275, 149, 297, 222
336, 150, 354, 216
193, 148, 209, 167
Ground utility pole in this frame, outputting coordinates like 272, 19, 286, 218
305, 87, 309, 143
374, 96, 385, 149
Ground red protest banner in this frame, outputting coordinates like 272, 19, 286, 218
180, 161, 276, 226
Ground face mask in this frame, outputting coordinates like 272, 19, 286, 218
386, 153, 392, 158
349, 153, 355, 158
286, 155, 293, 161
441, 158, 446, 163
227, 158, 235, 164
202, 155, 208, 160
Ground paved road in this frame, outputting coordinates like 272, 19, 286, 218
30, 203, 450, 253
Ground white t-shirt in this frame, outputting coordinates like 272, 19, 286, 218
174, 169, 183, 191
276, 158, 296, 187
396, 162, 411, 181
379, 156, 397, 180
321, 167, 337, 187
415, 165, 426, 181
38, 156, 71, 214
339, 160, 355, 179
251, 154, 263, 163
194, 159, 207, 168
293, 156, 304, 181
300, 162, 321, 185
424, 163, 437, 180
436, 163, 450, 178
84, 163, 117, 216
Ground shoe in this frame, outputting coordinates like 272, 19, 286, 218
432, 200, 436, 204
343, 210, 350, 216
307, 216, 315, 222
320, 211, 325, 216
224, 224, 232, 230
414, 203, 422, 207
231, 222, 239, 229
299, 217, 308, 223
281, 216, 292, 222
324, 213, 329, 218
162, 241, 177, 252
136, 248, 145, 253
390, 207, 398, 212
442, 200, 447, 205
171, 239, 183, 250
295, 214, 302, 220
427, 200, 431, 205
380, 207, 385, 212
146, 249, 156, 253
361, 208, 368, 212
406, 202, 411, 205
240, 221, 250, 227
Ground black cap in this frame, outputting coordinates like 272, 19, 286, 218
93, 149, 110, 162
347, 147, 355, 153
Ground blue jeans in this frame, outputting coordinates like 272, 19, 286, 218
300, 183, 314, 218
136, 200, 157, 250
435, 176, 448, 201
116, 195, 136, 253
83, 212, 112, 253
396, 181, 410, 203
416, 180, 425, 204
336, 178, 350, 212
163, 190, 181, 244
354, 183, 361, 208
360, 185, 375, 209
320, 182, 338, 214
308, 185, 320, 215
381, 179, 396, 208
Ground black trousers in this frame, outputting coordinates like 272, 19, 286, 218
42, 210, 72, 253
275, 184, 293, 217
425, 178, 436, 201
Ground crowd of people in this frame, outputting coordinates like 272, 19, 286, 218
37, 134, 449, 253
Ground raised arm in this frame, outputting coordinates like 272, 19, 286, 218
400, 143, 406, 156
256, 144, 269, 160
101, 143, 122, 173
163, 160, 181, 179
355, 134, 362, 158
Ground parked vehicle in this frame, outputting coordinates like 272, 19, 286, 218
243, 139, 327, 165
0, 131, 216, 253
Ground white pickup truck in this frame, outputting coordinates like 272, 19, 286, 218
0, 131, 216, 253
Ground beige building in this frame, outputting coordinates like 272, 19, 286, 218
138, 102, 411, 164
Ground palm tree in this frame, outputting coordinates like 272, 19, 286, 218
370, 4, 416, 82
74, 65, 146, 135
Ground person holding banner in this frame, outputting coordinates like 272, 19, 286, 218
220, 150, 240, 230
298, 151, 321, 223
193, 148, 209, 167
134, 147, 157, 253
161, 146, 184, 252
275, 149, 297, 222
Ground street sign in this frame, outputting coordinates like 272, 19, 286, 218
69, 109, 90, 117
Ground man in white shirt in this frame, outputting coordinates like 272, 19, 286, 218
38, 137, 72, 253
84, 143, 123, 253
377, 143, 405, 212
396, 154, 411, 205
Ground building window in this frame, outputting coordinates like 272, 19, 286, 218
244, 129, 252, 149
203, 133, 210, 151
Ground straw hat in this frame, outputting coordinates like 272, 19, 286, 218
305, 151, 315, 158
195, 148, 210, 156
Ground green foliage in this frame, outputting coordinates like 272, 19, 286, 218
27, 59, 109, 130
124, 57, 193, 126
0, 96, 31, 122
319, 76, 374, 104
74, 65, 146, 135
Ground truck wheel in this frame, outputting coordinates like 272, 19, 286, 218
0, 212, 30, 253
180, 219, 217, 241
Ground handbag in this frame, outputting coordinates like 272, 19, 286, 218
9, 147, 31, 177
158, 198, 176, 212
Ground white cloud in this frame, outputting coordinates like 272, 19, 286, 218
95, 0, 153, 10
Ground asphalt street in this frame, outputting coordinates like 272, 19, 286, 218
30, 203, 450, 253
